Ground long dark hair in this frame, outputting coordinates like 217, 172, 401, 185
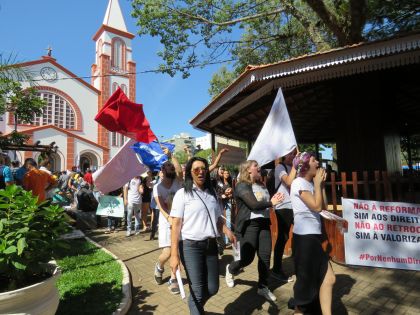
184, 157, 216, 198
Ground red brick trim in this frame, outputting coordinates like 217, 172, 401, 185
128, 61, 136, 101
66, 137, 75, 170
16, 57, 100, 94
13, 125, 109, 151
98, 55, 110, 149
93, 25, 135, 41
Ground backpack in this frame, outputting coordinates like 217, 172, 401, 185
0, 165, 6, 190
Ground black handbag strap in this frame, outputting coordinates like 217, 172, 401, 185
193, 190, 218, 238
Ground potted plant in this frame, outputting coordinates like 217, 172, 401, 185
0, 185, 70, 314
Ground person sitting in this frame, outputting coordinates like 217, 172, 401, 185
77, 181, 98, 212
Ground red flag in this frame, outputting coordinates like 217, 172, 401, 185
95, 87, 156, 143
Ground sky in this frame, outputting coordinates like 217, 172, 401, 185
0, 0, 226, 140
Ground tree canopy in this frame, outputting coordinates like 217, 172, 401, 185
0, 54, 45, 147
131, 0, 419, 94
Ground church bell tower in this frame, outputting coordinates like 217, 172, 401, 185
91, 0, 136, 162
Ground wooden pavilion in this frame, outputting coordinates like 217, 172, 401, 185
191, 32, 420, 263
191, 32, 420, 175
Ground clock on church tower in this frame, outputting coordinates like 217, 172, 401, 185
40, 67, 58, 82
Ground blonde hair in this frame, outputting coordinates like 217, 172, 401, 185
238, 160, 257, 184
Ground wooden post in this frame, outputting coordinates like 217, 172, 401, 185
374, 171, 381, 200
363, 171, 370, 200
382, 171, 392, 201
341, 172, 347, 198
352, 172, 358, 199
331, 172, 337, 212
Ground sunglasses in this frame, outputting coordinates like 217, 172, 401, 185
192, 166, 208, 174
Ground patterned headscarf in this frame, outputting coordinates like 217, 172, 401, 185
292, 152, 314, 177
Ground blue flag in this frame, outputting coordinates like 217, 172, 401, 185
131, 141, 176, 171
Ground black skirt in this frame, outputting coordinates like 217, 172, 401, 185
291, 233, 329, 313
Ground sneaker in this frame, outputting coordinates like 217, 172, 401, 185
154, 262, 164, 285
134, 231, 140, 236
168, 278, 180, 295
225, 264, 234, 288
105, 228, 111, 234
257, 285, 277, 302
271, 270, 294, 283
126, 231, 131, 237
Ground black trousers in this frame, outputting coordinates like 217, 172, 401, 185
229, 218, 271, 286
273, 208, 294, 272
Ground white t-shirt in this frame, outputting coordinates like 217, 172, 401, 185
153, 179, 182, 228
250, 183, 270, 219
125, 177, 142, 205
274, 163, 292, 210
290, 177, 321, 235
171, 187, 221, 241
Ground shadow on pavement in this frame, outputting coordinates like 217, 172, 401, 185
128, 285, 157, 315
223, 279, 280, 315
332, 274, 356, 315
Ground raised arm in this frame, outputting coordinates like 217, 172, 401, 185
209, 148, 228, 173
163, 147, 183, 181
299, 168, 327, 212
280, 165, 297, 187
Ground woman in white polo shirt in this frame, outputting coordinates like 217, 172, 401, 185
289, 152, 335, 315
170, 157, 236, 315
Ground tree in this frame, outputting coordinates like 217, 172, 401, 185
194, 148, 213, 163
131, 0, 419, 84
0, 54, 45, 148
174, 150, 188, 164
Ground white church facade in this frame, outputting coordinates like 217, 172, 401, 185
1, 0, 135, 171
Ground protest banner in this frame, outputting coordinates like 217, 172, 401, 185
96, 195, 125, 218
342, 198, 420, 270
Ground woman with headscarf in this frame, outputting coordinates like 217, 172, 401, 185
289, 152, 336, 315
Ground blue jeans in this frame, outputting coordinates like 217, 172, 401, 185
224, 202, 232, 244
180, 239, 219, 315
107, 217, 120, 229
127, 203, 141, 233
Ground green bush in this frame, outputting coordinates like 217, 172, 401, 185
0, 185, 70, 291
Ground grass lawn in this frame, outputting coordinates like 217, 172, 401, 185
54, 238, 123, 315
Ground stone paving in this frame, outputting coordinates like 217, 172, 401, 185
87, 228, 420, 315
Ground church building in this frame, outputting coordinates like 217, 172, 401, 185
0, 0, 135, 171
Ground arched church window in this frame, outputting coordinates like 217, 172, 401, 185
34, 92, 76, 129
112, 38, 125, 70
111, 132, 118, 147
120, 84, 127, 94
112, 82, 118, 93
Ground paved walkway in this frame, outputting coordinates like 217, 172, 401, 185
87, 228, 420, 315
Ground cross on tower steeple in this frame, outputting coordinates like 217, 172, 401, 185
46, 45, 52, 57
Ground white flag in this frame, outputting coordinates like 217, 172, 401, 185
93, 139, 147, 194
247, 88, 297, 166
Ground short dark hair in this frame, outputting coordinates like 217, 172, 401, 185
25, 158, 37, 168
11, 160, 20, 168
